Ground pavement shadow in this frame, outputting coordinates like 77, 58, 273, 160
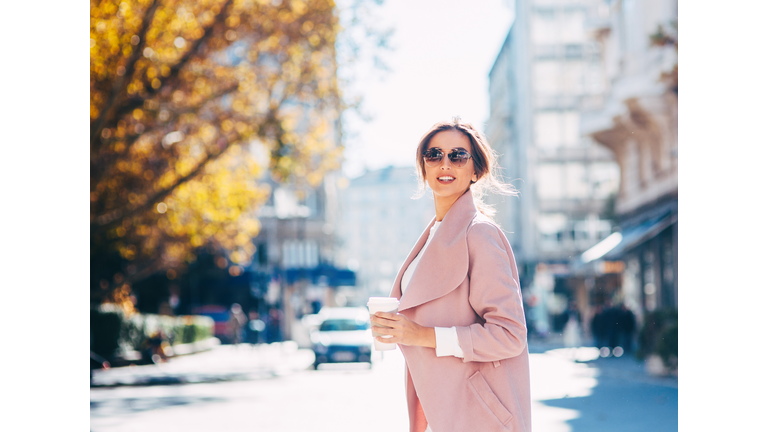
90, 395, 227, 417
313, 362, 373, 372
90, 371, 270, 388
539, 356, 678, 432
527, 339, 567, 354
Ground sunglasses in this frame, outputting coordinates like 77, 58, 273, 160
422, 148, 473, 168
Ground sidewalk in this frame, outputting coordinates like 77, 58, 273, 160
90, 342, 315, 387
528, 332, 678, 389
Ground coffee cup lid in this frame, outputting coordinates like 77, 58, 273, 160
367, 297, 399, 304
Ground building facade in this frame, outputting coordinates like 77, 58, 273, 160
336, 166, 435, 305
486, 0, 622, 333
578, 0, 678, 319
249, 172, 358, 341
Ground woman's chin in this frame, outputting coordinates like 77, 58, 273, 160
429, 181, 470, 196
431, 189, 468, 203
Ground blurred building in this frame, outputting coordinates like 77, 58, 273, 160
486, 0, 621, 333
577, 0, 678, 319
250, 172, 357, 341
336, 166, 435, 304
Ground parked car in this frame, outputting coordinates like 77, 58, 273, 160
191, 305, 231, 344
310, 307, 373, 369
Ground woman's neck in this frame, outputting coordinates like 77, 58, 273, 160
433, 193, 463, 221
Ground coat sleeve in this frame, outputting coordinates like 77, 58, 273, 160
455, 221, 528, 362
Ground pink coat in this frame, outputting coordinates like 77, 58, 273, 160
389, 191, 532, 432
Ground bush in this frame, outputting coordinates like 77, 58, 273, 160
637, 308, 678, 369
90, 308, 123, 359
90, 305, 215, 362
656, 323, 678, 370
174, 315, 214, 345
124, 313, 214, 349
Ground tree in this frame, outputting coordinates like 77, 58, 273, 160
90, 0, 346, 311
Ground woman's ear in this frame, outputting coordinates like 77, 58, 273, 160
472, 172, 478, 183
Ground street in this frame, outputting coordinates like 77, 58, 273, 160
91, 343, 677, 432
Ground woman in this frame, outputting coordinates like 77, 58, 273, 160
371, 118, 532, 432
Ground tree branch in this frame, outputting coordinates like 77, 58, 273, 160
92, 140, 234, 234
106, 0, 235, 129
91, 0, 160, 150
122, 82, 241, 155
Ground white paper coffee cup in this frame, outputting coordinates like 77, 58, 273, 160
367, 297, 400, 351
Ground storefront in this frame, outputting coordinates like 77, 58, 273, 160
573, 201, 678, 327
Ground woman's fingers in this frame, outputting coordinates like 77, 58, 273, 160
370, 315, 387, 326
373, 325, 395, 335
374, 311, 399, 321
371, 312, 429, 346
371, 313, 433, 348
371, 313, 399, 328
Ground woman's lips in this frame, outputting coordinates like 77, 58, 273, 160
437, 176, 455, 184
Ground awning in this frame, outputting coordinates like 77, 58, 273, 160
575, 212, 677, 267
284, 264, 357, 286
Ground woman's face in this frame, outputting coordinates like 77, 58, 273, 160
424, 130, 478, 203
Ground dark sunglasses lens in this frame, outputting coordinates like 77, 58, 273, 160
449, 151, 470, 167
424, 149, 443, 165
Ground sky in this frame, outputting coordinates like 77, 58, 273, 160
339, 0, 515, 179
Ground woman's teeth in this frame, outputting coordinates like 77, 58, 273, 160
438, 176, 455, 181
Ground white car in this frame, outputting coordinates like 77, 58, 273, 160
309, 307, 373, 369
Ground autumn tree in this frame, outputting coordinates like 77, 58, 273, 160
90, 0, 348, 311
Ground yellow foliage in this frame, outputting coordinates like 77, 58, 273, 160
90, 0, 344, 303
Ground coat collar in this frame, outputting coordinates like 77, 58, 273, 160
390, 190, 479, 311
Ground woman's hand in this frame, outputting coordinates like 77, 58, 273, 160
370, 312, 436, 348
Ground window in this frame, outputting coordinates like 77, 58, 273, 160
537, 213, 567, 247
532, 13, 558, 44
565, 163, 589, 198
534, 44, 558, 60
533, 61, 559, 94
573, 216, 613, 247
562, 111, 580, 146
534, 111, 580, 148
564, 44, 583, 58
534, 112, 561, 148
537, 164, 564, 199
589, 162, 621, 199
560, 11, 586, 44
561, 62, 584, 94
573, 222, 589, 244
302, 189, 317, 216
621, 0, 643, 54
584, 63, 604, 94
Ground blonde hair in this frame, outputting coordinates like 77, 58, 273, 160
414, 117, 518, 219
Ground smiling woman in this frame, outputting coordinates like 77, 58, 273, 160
369, 118, 531, 432
423, 132, 478, 219
414, 118, 517, 221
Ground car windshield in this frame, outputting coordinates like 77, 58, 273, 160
319, 318, 370, 332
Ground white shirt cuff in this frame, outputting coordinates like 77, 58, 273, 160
434, 326, 465, 358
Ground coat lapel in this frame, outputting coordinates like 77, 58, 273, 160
390, 218, 436, 300
395, 191, 478, 312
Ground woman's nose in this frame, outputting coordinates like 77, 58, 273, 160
441, 155, 452, 169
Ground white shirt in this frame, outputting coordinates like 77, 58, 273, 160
400, 221, 465, 359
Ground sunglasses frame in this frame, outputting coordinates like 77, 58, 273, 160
422, 148, 473, 168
